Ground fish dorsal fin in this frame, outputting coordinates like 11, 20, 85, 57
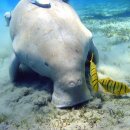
106, 77, 112, 80
90, 53, 94, 63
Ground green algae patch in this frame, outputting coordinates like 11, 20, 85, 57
0, 114, 8, 123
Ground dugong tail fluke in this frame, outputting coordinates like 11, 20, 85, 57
29, 0, 51, 8
63, 0, 69, 3
29, 0, 69, 7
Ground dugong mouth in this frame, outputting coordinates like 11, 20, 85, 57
51, 79, 93, 108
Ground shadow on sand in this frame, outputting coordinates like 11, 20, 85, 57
13, 68, 54, 94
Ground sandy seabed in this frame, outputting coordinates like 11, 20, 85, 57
0, 3, 130, 130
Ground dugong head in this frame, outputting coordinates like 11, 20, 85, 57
48, 39, 96, 108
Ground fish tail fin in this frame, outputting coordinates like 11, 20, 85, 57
128, 88, 130, 93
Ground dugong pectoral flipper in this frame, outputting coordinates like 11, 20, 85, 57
9, 53, 20, 82
4, 11, 11, 26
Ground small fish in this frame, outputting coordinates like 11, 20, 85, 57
98, 78, 130, 96
89, 53, 99, 93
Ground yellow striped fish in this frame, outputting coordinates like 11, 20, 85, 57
98, 78, 130, 96
89, 53, 99, 93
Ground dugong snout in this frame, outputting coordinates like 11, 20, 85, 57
52, 72, 92, 108
68, 79, 82, 88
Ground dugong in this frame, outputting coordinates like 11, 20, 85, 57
9, 0, 99, 108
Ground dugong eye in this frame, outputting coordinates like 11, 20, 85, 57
68, 81, 76, 88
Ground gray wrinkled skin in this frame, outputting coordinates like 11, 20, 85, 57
9, 0, 99, 108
